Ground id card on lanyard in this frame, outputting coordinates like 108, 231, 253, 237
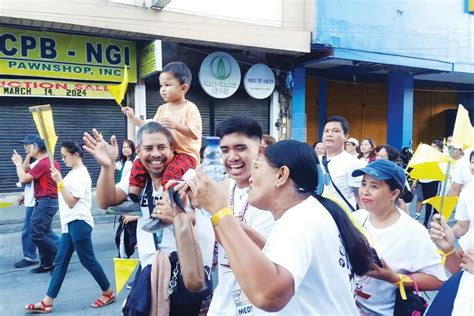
231, 288, 254, 315
219, 183, 249, 268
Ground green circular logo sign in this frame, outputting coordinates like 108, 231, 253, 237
199, 52, 241, 99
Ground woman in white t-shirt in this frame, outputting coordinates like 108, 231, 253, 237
351, 159, 446, 315
191, 140, 373, 315
25, 142, 114, 314
428, 214, 474, 315
116, 139, 135, 183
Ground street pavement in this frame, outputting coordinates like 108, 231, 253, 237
0, 192, 133, 315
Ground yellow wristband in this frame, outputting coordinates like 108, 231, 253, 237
57, 181, 65, 193
437, 248, 455, 267
211, 207, 233, 227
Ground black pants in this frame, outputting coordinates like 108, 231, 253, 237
421, 181, 440, 227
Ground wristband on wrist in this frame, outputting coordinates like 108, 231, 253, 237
57, 181, 65, 193
437, 248, 455, 267
15, 163, 22, 167
211, 207, 233, 227
392, 274, 412, 300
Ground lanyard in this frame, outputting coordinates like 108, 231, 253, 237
229, 183, 249, 222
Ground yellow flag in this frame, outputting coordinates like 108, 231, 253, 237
422, 196, 459, 220
113, 258, 139, 295
0, 201, 14, 208
452, 104, 473, 149
30, 105, 58, 161
108, 66, 129, 107
407, 143, 449, 168
409, 162, 446, 181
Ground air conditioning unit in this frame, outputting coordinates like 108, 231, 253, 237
151, 0, 171, 10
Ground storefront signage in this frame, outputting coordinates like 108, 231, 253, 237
199, 51, 240, 99
0, 27, 137, 83
243, 63, 275, 99
0, 78, 114, 99
140, 40, 162, 79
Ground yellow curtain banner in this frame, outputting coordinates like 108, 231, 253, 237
422, 196, 459, 220
31, 106, 58, 160
409, 162, 446, 181
108, 66, 129, 107
0, 201, 14, 208
452, 104, 473, 149
113, 258, 139, 295
407, 143, 449, 168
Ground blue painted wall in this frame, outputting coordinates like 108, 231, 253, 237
315, 0, 474, 73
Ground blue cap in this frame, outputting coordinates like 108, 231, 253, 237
352, 159, 405, 191
19, 134, 40, 144
30, 135, 47, 151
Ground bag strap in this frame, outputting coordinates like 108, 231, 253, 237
322, 155, 357, 212
406, 274, 420, 296
144, 174, 160, 250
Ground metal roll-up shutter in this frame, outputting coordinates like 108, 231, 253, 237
0, 97, 126, 193
145, 87, 212, 137
214, 89, 270, 134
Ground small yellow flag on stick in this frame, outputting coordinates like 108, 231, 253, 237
108, 66, 129, 108
409, 162, 446, 181
422, 196, 459, 221
407, 143, 449, 168
451, 104, 473, 149
29, 104, 58, 163
113, 258, 139, 295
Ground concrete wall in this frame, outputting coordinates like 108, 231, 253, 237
314, 0, 474, 72
1, 0, 314, 54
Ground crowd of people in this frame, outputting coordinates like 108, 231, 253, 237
10, 61, 473, 315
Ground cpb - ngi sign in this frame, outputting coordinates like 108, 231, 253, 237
0, 27, 137, 83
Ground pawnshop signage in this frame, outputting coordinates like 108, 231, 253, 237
0, 27, 137, 82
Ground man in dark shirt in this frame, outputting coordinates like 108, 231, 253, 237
12, 136, 61, 273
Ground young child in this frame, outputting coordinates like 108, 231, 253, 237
110, 62, 202, 214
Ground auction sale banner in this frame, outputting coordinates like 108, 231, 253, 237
0, 78, 114, 99
0, 27, 137, 83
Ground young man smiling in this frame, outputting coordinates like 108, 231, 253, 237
208, 115, 274, 316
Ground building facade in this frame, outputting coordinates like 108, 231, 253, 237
0, 0, 313, 192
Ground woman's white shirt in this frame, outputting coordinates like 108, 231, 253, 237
452, 228, 474, 315
352, 209, 447, 315
454, 181, 474, 229
58, 166, 94, 233
116, 160, 133, 183
256, 196, 359, 316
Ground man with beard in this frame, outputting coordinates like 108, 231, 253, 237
84, 121, 212, 315
207, 115, 274, 316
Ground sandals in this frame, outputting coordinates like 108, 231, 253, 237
90, 291, 115, 308
25, 300, 52, 314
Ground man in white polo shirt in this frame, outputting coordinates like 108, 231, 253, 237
321, 115, 363, 211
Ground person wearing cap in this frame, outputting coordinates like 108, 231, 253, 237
351, 159, 446, 315
13, 134, 40, 268
345, 137, 359, 157
11, 135, 61, 273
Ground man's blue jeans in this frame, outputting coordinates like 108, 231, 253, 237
31, 197, 60, 267
47, 220, 110, 298
22, 206, 38, 262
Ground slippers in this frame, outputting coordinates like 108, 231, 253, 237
25, 300, 52, 314
91, 291, 115, 308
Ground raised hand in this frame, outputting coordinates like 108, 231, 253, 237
187, 167, 229, 215
11, 149, 23, 166
122, 107, 135, 120
50, 165, 62, 184
82, 129, 118, 168
429, 214, 455, 253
